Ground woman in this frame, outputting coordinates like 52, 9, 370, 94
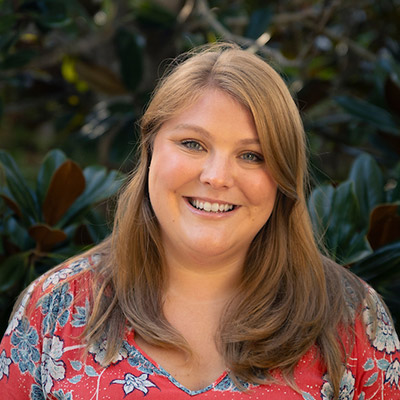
0, 43, 399, 399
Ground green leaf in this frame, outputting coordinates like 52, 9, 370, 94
0, 50, 36, 70
42, 160, 86, 226
0, 252, 29, 293
0, 14, 16, 35
351, 241, 400, 283
133, 0, 176, 28
114, 27, 143, 92
0, 150, 38, 223
58, 167, 123, 227
3, 216, 33, 250
335, 96, 399, 135
36, 1, 71, 28
308, 184, 335, 239
349, 154, 385, 227
245, 7, 272, 40
36, 149, 67, 211
327, 181, 371, 263
310, 181, 372, 264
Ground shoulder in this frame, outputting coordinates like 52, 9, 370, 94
5, 253, 101, 338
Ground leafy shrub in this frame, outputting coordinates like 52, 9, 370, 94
0, 149, 124, 334
309, 154, 400, 329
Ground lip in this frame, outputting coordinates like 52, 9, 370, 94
183, 196, 240, 217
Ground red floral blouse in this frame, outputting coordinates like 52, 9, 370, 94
0, 255, 399, 399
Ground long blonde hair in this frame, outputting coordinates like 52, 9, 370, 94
84, 43, 366, 397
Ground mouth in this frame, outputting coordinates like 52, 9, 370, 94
187, 198, 237, 213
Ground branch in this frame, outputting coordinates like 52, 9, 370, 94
195, 0, 301, 67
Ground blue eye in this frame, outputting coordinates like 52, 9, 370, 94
240, 152, 264, 163
181, 140, 204, 151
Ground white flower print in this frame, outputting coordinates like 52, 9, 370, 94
385, 359, 400, 389
89, 336, 127, 365
111, 372, 158, 396
5, 281, 37, 336
0, 350, 12, 380
363, 289, 400, 354
321, 370, 355, 400
41, 336, 66, 394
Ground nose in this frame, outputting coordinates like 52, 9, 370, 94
199, 154, 234, 189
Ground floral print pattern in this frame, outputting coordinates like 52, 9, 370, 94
0, 255, 399, 399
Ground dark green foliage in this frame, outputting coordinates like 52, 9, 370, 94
309, 154, 400, 329
0, 149, 124, 335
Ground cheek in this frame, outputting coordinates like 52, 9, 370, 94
242, 172, 278, 207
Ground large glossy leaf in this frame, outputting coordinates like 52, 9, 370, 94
335, 96, 399, 135
367, 204, 400, 250
34, 1, 72, 28
348, 154, 385, 227
114, 27, 144, 93
42, 160, 86, 226
308, 184, 335, 240
58, 167, 123, 227
29, 224, 67, 251
0, 150, 38, 223
36, 149, 67, 212
351, 241, 400, 284
3, 216, 33, 251
310, 181, 372, 264
0, 252, 29, 293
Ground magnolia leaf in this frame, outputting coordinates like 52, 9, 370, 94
37, 149, 68, 209
367, 204, 400, 250
43, 160, 86, 226
0, 194, 22, 217
349, 154, 385, 227
28, 224, 67, 252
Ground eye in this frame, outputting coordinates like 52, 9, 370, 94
181, 140, 205, 151
240, 152, 264, 163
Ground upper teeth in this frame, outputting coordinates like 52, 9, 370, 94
190, 199, 234, 212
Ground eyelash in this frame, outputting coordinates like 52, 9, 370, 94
181, 140, 204, 151
180, 140, 263, 163
240, 152, 264, 163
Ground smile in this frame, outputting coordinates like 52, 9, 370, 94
188, 198, 235, 213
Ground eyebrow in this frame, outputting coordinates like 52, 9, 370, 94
173, 123, 260, 145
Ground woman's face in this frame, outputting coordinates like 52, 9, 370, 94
148, 89, 278, 264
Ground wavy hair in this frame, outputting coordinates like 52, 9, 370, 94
84, 43, 367, 398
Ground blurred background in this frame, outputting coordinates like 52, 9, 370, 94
0, 0, 399, 335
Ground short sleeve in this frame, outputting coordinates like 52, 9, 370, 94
350, 287, 400, 400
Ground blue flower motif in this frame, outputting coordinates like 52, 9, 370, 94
111, 372, 158, 396
40, 283, 73, 335
10, 317, 40, 374
123, 342, 163, 376
71, 298, 90, 328
214, 374, 247, 392
89, 336, 127, 365
31, 384, 45, 400
0, 349, 12, 380
321, 370, 355, 400
385, 358, 400, 388
363, 290, 400, 354
52, 389, 73, 400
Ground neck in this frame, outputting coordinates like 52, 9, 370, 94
163, 249, 244, 304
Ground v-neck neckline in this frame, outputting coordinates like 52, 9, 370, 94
127, 330, 230, 396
